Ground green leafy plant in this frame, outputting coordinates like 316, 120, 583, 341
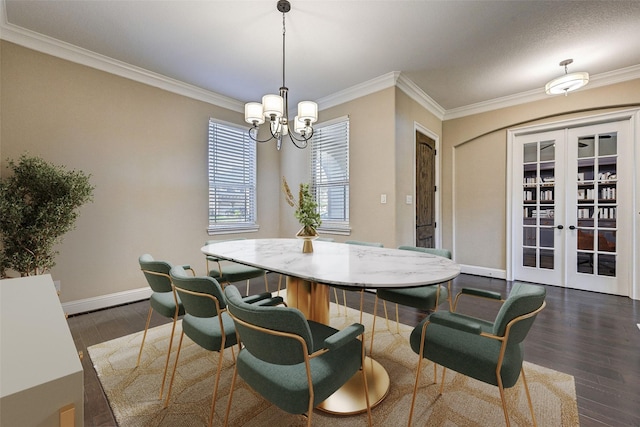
0, 154, 95, 277
282, 176, 321, 235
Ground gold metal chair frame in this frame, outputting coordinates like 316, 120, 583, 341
136, 267, 194, 400
164, 286, 236, 427
206, 256, 269, 295
224, 312, 373, 427
407, 290, 547, 427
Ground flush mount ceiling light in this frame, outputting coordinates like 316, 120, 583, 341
545, 59, 589, 96
244, 0, 317, 150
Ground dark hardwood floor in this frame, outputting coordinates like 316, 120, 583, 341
68, 273, 640, 426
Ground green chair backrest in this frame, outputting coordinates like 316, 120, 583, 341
139, 254, 173, 293
169, 266, 226, 318
345, 240, 383, 247
492, 282, 545, 342
225, 285, 313, 365
398, 245, 452, 259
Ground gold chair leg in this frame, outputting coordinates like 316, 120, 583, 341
369, 295, 379, 355
395, 303, 400, 333
159, 315, 179, 399
361, 339, 372, 427
332, 287, 341, 314
408, 358, 424, 427
136, 307, 153, 367
382, 300, 391, 331
342, 289, 348, 316
164, 331, 185, 408
224, 363, 240, 427
208, 348, 226, 427
496, 375, 511, 427
520, 367, 538, 427
439, 367, 447, 395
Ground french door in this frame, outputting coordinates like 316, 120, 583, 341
512, 120, 631, 296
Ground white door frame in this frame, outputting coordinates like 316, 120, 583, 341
506, 109, 639, 299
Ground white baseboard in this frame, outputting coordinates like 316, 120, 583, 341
459, 264, 507, 280
62, 287, 152, 315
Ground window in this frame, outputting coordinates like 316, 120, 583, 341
310, 116, 350, 234
207, 119, 258, 234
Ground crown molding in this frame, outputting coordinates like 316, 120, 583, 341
395, 73, 446, 120
316, 71, 446, 120
0, 7, 244, 113
316, 72, 399, 110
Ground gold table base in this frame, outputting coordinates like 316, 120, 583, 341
286, 277, 391, 414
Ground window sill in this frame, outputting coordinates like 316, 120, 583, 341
207, 224, 260, 236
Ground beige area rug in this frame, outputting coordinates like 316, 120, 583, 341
88, 292, 579, 426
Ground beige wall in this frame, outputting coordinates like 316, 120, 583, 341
302, 88, 398, 246
0, 41, 281, 304
442, 79, 640, 271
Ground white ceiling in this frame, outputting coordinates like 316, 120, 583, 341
3, 0, 640, 114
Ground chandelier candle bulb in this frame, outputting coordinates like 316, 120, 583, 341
262, 94, 284, 118
297, 101, 318, 123
245, 102, 265, 125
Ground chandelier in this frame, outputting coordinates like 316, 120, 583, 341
244, 0, 317, 150
545, 59, 589, 96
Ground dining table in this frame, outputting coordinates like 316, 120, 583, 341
201, 238, 461, 415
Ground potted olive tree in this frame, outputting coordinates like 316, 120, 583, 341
282, 177, 321, 253
0, 154, 94, 277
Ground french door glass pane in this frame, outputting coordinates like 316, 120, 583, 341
521, 140, 555, 269
575, 132, 617, 277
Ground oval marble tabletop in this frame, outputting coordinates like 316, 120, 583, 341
201, 238, 460, 289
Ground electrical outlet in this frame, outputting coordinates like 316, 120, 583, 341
380, 194, 387, 204
406, 195, 413, 204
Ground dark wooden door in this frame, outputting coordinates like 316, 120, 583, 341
416, 131, 436, 248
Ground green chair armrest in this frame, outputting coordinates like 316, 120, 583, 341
252, 296, 285, 307
323, 323, 364, 351
242, 292, 277, 305
180, 264, 192, 270
460, 287, 502, 300
429, 311, 483, 335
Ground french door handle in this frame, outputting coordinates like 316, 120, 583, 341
557, 225, 564, 230
569, 225, 576, 230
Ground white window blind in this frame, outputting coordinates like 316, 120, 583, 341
310, 117, 350, 233
207, 119, 258, 234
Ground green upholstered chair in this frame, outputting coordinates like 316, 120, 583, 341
164, 267, 281, 426
223, 285, 372, 427
371, 246, 452, 345
205, 239, 269, 295
333, 240, 384, 322
137, 254, 191, 399
407, 282, 546, 427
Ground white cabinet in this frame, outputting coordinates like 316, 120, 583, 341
0, 274, 84, 426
